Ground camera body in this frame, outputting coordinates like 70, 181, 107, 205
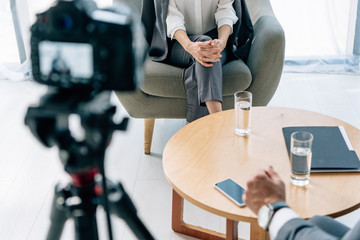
30, 0, 145, 91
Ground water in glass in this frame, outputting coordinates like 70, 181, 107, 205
290, 147, 312, 186
235, 101, 251, 136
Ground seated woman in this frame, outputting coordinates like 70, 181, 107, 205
142, 0, 253, 123
166, 0, 238, 123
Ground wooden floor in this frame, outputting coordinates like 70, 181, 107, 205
0, 73, 360, 240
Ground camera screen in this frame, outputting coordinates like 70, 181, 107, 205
39, 41, 93, 79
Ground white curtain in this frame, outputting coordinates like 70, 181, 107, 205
0, 0, 31, 81
271, 0, 360, 74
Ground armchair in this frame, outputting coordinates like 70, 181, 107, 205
115, 0, 285, 154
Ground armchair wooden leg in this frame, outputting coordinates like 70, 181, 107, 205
144, 119, 155, 155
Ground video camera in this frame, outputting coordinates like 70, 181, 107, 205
25, 1, 155, 239
30, 0, 145, 91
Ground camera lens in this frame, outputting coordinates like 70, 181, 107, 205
56, 14, 73, 31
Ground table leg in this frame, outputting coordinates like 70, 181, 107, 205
250, 221, 268, 240
226, 219, 238, 240
172, 189, 243, 240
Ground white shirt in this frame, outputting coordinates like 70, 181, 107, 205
269, 208, 300, 239
166, 0, 238, 39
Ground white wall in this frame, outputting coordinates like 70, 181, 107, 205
0, 1, 18, 63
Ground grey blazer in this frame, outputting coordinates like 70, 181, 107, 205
141, 0, 253, 62
276, 218, 360, 240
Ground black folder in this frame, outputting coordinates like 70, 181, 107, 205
282, 126, 360, 172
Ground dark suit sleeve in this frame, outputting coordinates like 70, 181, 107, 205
228, 0, 253, 61
141, 0, 169, 62
141, 0, 155, 44
275, 218, 338, 240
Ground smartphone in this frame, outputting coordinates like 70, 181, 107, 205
214, 178, 246, 207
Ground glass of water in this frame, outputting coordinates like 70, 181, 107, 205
234, 91, 252, 136
290, 131, 313, 186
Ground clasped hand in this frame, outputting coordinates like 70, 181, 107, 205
187, 39, 225, 67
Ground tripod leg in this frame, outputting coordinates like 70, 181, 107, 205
73, 208, 99, 240
73, 185, 99, 240
107, 182, 155, 240
47, 184, 100, 240
46, 185, 70, 240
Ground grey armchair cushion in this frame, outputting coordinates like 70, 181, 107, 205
140, 58, 252, 98
140, 59, 185, 98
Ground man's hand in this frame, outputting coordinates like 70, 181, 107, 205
242, 166, 286, 215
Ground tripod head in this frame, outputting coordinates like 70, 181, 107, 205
25, 88, 128, 174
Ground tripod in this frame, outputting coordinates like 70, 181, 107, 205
25, 88, 155, 240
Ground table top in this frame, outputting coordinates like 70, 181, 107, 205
163, 107, 360, 221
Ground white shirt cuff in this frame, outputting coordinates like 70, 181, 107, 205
269, 208, 300, 240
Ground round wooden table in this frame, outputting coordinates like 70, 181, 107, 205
163, 107, 360, 240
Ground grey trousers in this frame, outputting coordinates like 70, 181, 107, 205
167, 32, 228, 122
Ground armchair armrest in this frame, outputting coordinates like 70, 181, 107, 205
245, 0, 277, 24
245, 0, 285, 106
